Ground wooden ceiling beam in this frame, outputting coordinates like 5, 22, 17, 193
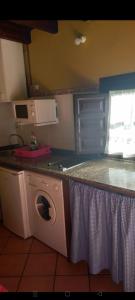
0, 20, 58, 44
0, 21, 31, 44
10, 20, 58, 34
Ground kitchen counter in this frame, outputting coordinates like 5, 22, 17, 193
0, 151, 68, 176
0, 151, 135, 196
66, 159, 135, 196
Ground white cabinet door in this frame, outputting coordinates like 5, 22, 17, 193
0, 39, 27, 102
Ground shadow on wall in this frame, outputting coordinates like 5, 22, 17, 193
0, 103, 17, 147
30, 70, 98, 94
65, 67, 99, 90
29, 81, 53, 97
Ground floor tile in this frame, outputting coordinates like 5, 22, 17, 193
90, 275, 123, 292
54, 276, 89, 292
0, 237, 9, 253
18, 276, 54, 292
0, 225, 13, 237
23, 253, 57, 276
0, 277, 20, 292
56, 255, 88, 275
0, 254, 27, 276
3, 237, 33, 254
30, 238, 56, 254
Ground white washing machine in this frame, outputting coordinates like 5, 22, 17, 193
26, 172, 67, 257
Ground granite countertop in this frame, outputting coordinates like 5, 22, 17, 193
0, 151, 70, 177
0, 151, 135, 196
65, 159, 135, 196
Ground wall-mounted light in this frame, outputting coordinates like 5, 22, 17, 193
74, 34, 87, 46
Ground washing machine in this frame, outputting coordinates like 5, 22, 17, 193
26, 172, 67, 257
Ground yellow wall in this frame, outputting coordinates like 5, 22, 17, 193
24, 20, 135, 151
29, 20, 135, 91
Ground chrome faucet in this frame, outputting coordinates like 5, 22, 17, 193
8, 134, 24, 147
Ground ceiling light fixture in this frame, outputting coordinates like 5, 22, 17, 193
74, 34, 87, 46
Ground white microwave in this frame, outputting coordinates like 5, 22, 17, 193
13, 99, 58, 126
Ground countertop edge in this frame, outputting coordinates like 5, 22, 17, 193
67, 175, 135, 197
0, 160, 135, 197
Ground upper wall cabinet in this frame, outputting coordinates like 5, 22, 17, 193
0, 39, 27, 102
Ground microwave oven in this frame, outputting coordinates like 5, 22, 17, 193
13, 99, 58, 126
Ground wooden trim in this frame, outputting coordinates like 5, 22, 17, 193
10, 20, 58, 34
0, 21, 31, 44
23, 44, 32, 97
73, 93, 108, 154
99, 72, 135, 93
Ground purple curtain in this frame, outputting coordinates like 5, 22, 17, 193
69, 180, 135, 292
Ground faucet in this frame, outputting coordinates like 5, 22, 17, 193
8, 134, 24, 147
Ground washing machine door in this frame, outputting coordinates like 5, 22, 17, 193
35, 191, 56, 224
28, 183, 67, 256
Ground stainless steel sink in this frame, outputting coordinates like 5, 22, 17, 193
0, 150, 14, 157
46, 157, 88, 171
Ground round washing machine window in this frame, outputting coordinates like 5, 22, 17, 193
35, 191, 56, 224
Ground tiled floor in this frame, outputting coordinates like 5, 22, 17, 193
0, 223, 124, 292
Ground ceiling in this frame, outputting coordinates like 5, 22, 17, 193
0, 20, 58, 44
